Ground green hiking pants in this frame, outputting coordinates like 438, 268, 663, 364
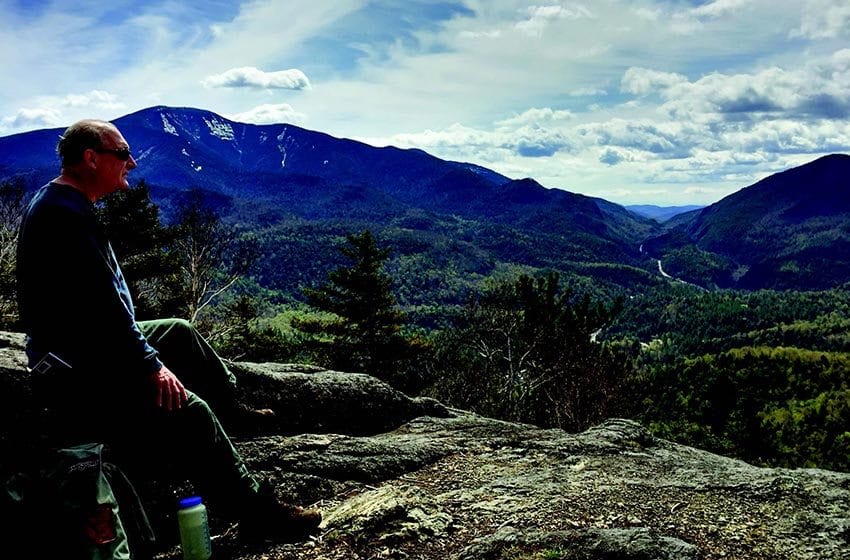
137, 318, 237, 414
52, 318, 260, 518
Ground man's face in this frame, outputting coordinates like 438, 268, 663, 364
92, 127, 137, 199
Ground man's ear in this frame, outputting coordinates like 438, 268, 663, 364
83, 148, 99, 169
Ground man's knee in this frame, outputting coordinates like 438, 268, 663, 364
169, 317, 195, 331
139, 317, 197, 344
181, 391, 228, 433
184, 390, 214, 416
156, 317, 195, 334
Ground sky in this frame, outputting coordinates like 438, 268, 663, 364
1, 0, 849, 206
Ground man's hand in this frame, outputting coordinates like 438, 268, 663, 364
151, 365, 188, 411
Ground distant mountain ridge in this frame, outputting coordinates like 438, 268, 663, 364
2, 106, 849, 294
0, 106, 656, 243
647, 154, 850, 290
626, 205, 704, 222
0, 106, 506, 210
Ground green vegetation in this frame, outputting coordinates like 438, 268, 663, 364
640, 346, 850, 468
423, 272, 635, 432
293, 230, 422, 390
245, 207, 659, 324
608, 284, 850, 471
661, 244, 732, 288
0, 178, 25, 328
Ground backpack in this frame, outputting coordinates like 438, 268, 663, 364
2, 442, 156, 560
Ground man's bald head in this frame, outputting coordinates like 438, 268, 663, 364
57, 119, 117, 168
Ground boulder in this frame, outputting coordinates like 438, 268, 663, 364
230, 361, 448, 435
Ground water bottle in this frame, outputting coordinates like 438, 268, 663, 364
177, 495, 212, 560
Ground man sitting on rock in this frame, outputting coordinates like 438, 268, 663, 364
15, 118, 321, 546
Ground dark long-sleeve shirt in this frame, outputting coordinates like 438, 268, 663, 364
16, 182, 163, 377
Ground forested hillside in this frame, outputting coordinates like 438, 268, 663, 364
606, 284, 850, 471
645, 154, 850, 290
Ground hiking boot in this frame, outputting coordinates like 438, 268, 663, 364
238, 484, 322, 542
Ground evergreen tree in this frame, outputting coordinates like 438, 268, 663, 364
295, 230, 413, 386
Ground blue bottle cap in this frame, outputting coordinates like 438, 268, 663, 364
179, 496, 203, 509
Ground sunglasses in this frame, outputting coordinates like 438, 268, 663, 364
94, 147, 133, 161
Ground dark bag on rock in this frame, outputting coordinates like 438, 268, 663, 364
2, 442, 155, 559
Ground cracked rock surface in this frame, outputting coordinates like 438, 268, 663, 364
196, 413, 850, 559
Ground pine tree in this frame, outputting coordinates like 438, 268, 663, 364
295, 230, 412, 385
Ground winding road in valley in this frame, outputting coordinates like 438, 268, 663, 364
640, 244, 708, 291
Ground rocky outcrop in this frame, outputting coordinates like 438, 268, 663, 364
231, 361, 448, 435
0, 333, 848, 559
221, 413, 850, 560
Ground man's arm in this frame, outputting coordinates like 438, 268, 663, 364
23, 200, 162, 379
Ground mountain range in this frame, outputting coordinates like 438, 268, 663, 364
625, 204, 704, 222
1, 106, 848, 297
0, 106, 650, 238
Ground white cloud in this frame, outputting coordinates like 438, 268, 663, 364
719, 119, 850, 154
496, 107, 573, 127
600, 147, 628, 165
569, 87, 607, 97
691, 0, 751, 19
512, 125, 573, 157
58, 90, 124, 110
622, 51, 850, 122
621, 68, 688, 96
578, 118, 690, 155
388, 123, 494, 150
792, 0, 850, 39
228, 103, 306, 124
1, 107, 62, 129
632, 7, 661, 22
376, 118, 573, 161
202, 66, 311, 90
0, 90, 125, 132
458, 29, 501, 39
515, 4, 593, 36
669, 0, 752, 34
834, 48, 850, 68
